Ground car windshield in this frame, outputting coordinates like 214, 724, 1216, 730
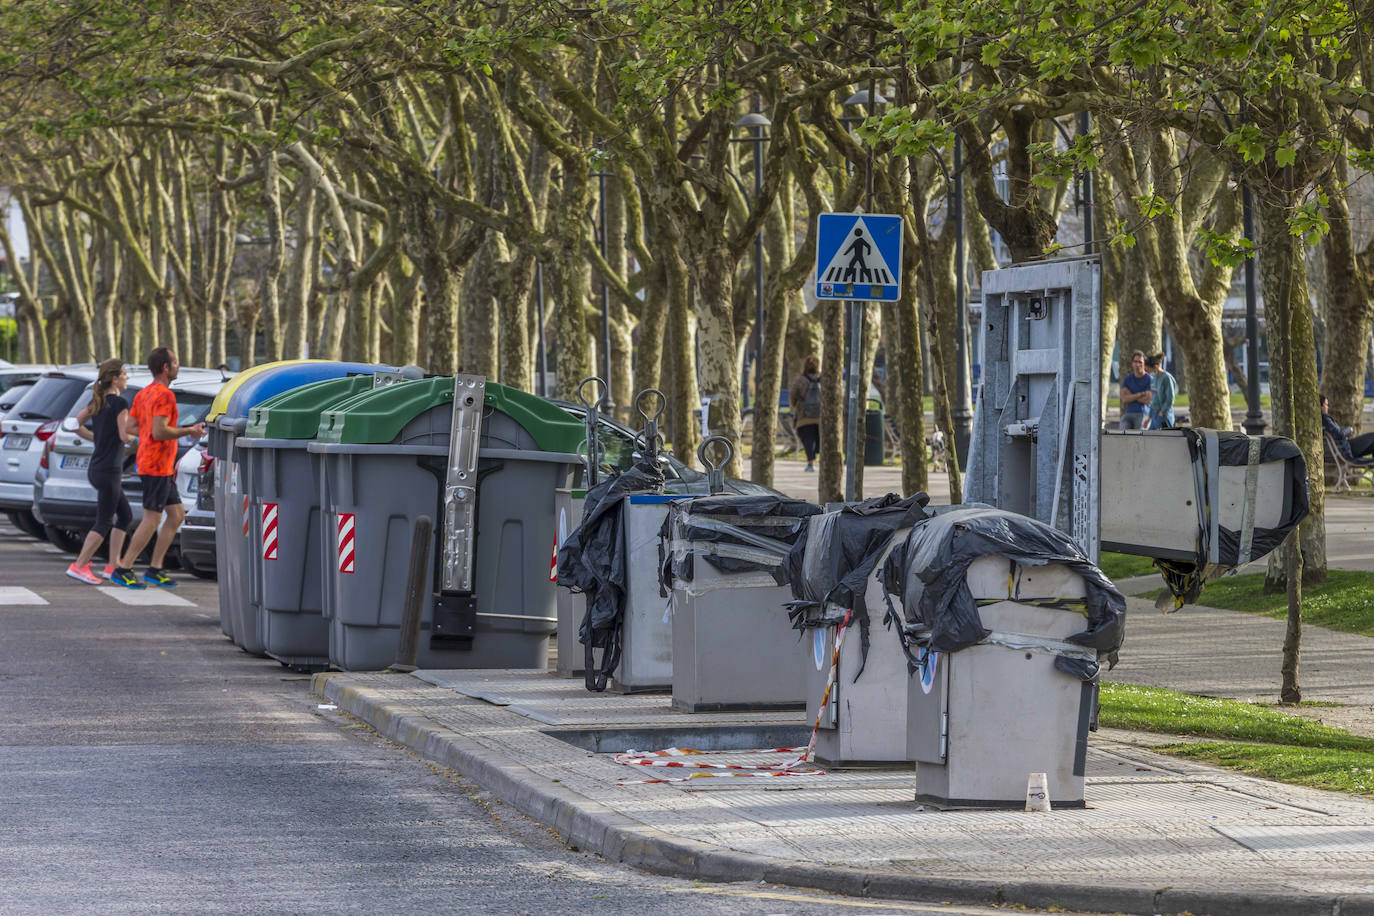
8, 375, 89, 421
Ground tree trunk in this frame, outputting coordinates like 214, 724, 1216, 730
749, 201, 794, 489
1256, 192, 1326, 588
549, 163, 593, 400
666, 279, 700, 462
1318, 169, 1372, 433
259, 151, 285, 363
887, 285, 926, 497
692, 244, 742, 478
818, 299, 845, 505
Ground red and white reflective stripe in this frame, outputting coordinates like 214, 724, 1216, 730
241, 495, 250, 537
336, 513, 356, 574
614, 747, 824, 785
548, 540, 558, 582
261, 502, 279, 560
614, 608, 853, 786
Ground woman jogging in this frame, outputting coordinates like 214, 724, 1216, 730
65, 359, 134, 585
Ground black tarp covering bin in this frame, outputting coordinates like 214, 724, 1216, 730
880, 505, 1127, 667
880, 506, 1128, 807
661, 495, 821, 712
661, 494, 821, 585
786, 493, 931, 764
556, 459, 666, 691
785, 492, 930, 676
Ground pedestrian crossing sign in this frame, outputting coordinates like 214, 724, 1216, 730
814, 212, 903, 302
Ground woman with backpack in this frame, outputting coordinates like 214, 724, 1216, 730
65, 358, 135, 585
788, 355, 823, 472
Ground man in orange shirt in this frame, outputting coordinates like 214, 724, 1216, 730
111, 347, 207, 589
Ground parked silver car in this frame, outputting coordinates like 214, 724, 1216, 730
1, 365, 99, 539
30, 369, 228, 554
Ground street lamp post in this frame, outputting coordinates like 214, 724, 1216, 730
950, 136, 972, 470
733, 109, 771, 411
594, 167, 615, 413
1241, 181, 1266, 435
535, 262, 547, 398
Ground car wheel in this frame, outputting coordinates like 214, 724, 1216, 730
44, 525, 85, 554
13, 510, 49, 541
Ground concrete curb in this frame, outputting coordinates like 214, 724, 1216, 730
315, 673, 1374, 916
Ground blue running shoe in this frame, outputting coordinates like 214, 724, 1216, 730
111, 568, 146, 590
143, 568, 178, 588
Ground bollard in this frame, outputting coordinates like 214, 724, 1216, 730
393, 515, 434, 672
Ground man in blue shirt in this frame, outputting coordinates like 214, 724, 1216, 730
1144, 353, 1176, 429
1119, 350, 1152, 430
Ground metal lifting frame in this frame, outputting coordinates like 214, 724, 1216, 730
965, 257, 1102, 561
442, 375, 485, 593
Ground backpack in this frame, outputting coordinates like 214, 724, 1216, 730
801, 375, 822, 419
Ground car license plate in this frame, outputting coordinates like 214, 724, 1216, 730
3, 435, 32, 450
62, 454, 91, 470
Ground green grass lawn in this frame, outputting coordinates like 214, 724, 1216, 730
1099, 682, 1374, 796
1098, 551, 1159, 581
1103, 391, 1270, 410
1143, 569, 1374, 639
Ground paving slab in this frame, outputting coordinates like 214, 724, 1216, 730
315, 667, 1374, 916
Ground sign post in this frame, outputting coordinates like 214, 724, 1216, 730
815, 213, 903, 501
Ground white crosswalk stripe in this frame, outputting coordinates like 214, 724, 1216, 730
96, 587, 194, 607
0, 586, 49, 605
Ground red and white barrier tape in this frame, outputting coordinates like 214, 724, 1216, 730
614, 608, 853, 785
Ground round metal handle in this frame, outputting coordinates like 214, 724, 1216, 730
578, 376, 608, 409
634, 388, 666, 424
697, 435, 734, 472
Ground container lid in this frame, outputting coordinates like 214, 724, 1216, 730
222, 361, 388, 421
244, 375, 375, 439
316, 377, 586, 452
206, 360, 305, 422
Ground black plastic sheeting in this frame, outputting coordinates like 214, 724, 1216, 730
880, 506, 1126, 669
555, 458, 666, 691
1158, 430, 1309, 606
784, 493, 930, 679
661, 495, 821, 585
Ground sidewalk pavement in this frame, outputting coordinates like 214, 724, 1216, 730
316, 658, 1374, 915
313, 460, 1374, 914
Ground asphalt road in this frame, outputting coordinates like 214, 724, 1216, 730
0, 517, 1075, 916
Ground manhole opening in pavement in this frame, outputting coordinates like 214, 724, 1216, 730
544, 724, 811, 754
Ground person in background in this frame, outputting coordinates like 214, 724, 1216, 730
110, 347, 206, 589
65, 359, 134, 584
1322, 394, 1374, 462
1144, 352, 1177, 430
789, 355, 823, 472
1119, 350, 1152, 430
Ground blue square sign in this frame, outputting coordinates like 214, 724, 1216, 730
814, 212, 904, 302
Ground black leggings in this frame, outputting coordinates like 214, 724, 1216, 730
796, 423, 820, 462
1351, 432, 1374, 461
88, 468, 132, 539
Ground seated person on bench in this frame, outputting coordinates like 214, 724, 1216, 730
1322, 394, 1374, 463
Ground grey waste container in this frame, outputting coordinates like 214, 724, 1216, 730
664, 495, 819, 712
238, 374, 380, 670
206, 360, 382, 652
797, 523, 913, 765
553, 487, 587, 677
310, 377, 583, 671
612, 493, 687, 691
906, 557, 1096, 808
881, 506, 1126, 809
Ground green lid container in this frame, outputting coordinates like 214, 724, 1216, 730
316, 378, 585, 454
245, 375, 377, 439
